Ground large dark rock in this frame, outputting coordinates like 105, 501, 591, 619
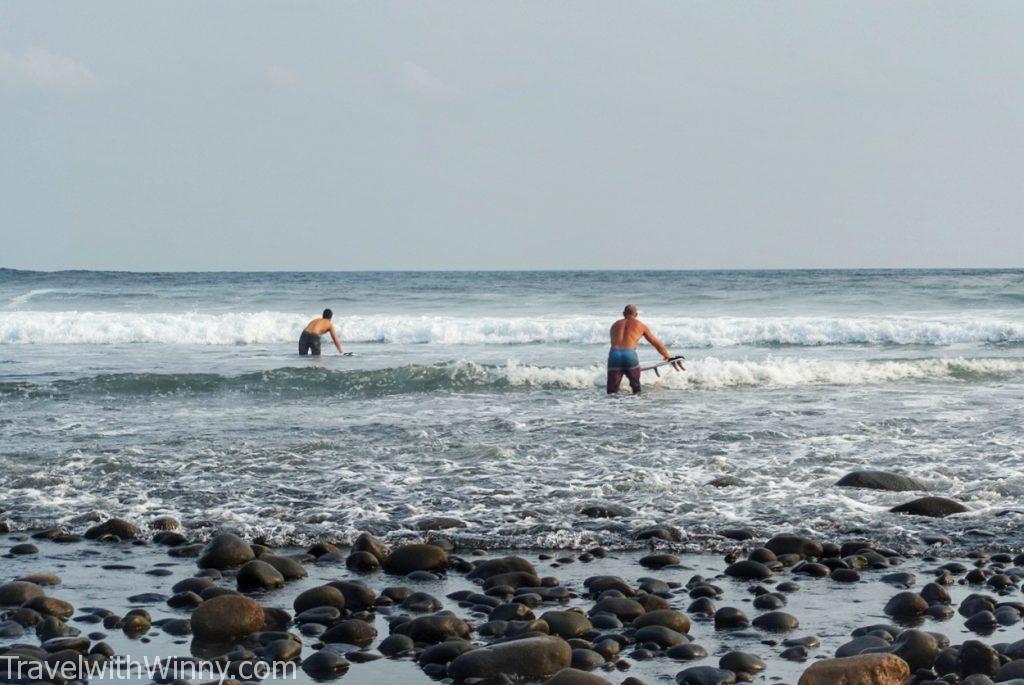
84, 518, 140, 541
883, 592, 928, 617
351, 532, 388, 562
378, 633, 415, 656
836, 636, 891, 658
634, 625, 689, 647
300, 649, 349, 678
580, 504, 633, 519
197, 533, 255, 569
0, 581, 45, 606
346, 551, 380, 572
583, 576, 634, 597
382, 544, 448, 574
258, 554, 308, 581
292, 585, 346, 614
725, 560, 772, 580
719, 651, 765, 674
751, 611, 799, 632
545, 668, 613, 685
994, 660, 1024, 682
235, 560, 285, 591
447, 635, 571, 681
541, 611, 593, 639
890, 497, 969, 518
320, 619, 377, 648
395, 614, 471, 644
884, 629, 938, 672
836, 470, 927, 492
957, 640, 999, 677
190, 595, 264, 642
633, 609, 691, 634
675, 665, 736, 685
640, 553, 680, 569
765, 535, 823, 558
467, 556, 537, 580
23, 597, 74, 620
326, 580, 376, 611
418, 640, 474, 666
634, 524, 682, 542
589, 597, 645, 622
714, 607, 749, 630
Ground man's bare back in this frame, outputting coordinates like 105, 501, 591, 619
299, 309, 343, 355
610, 316, 670, 359
303, 318, 336, 337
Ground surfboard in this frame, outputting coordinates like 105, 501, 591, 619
640, 355, 686, 376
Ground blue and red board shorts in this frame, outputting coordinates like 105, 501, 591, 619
607, 348, 641, 394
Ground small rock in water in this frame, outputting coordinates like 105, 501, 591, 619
765, 535, 823, 559
190, 595, 265, 642
149, 516, 180, 531
751, 611, 799, 632
675, 665, 736, 685
640, 553, 680, 569
713, 607, 749, 630
706, 476, 744, 488
381, 543, 448, 574
634, 524, 683, 542
85, 518, 141, 541
725, 560, 772, 580
835, 470, 927, 492
889, 496, 969, 518
300, 649, 350, 678
235, 560, 285, 591
0, 580, 46, 605
883, 591, 928, 617
580, 503, 633, 518
197, 533, 255, 569
447, 635, 571, 681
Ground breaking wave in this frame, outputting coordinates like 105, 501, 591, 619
4, 357, 1022, 399
1, 310, 1023, 347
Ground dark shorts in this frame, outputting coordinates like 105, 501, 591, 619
607, 348, 641, 394
299, 330, 322, 356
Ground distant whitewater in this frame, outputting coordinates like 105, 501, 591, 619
1, 268, 1023, 551
2, 311, 1023, 346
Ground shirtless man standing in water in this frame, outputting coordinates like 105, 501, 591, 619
298, 309, 344, 356
607, 304, 672, 394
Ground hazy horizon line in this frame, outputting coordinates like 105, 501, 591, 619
3, 265, 1022, 275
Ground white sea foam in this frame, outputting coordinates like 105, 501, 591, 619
498, 357, 1024, 389
1, 310, 1022, 346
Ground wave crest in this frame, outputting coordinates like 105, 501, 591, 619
1, 311, 1023, 347
3, 357, 1022, 399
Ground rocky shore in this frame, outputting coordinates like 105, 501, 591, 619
3, 513, 1024, 685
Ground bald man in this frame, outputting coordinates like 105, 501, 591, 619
607, 304, 672, 394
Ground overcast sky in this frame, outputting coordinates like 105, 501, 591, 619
1, 1, 1022, 270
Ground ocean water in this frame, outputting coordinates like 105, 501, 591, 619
1, 268, 1022, 551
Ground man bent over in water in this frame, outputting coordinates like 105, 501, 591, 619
608, 304, 671, 394
299, 309, 344, 356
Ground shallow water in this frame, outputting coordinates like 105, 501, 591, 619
1, 269, 1023, 551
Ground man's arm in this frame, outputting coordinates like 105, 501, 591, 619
330, 327, 344, 354
643, 325, 671, 360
